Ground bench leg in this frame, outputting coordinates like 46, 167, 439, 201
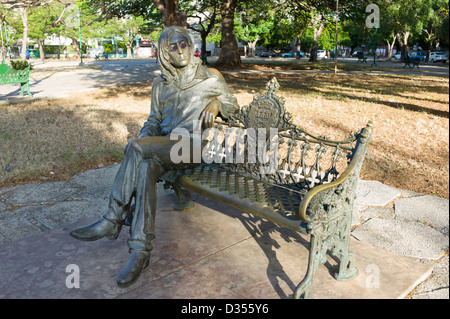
294, 192, 358, 298
20, 82, 32, 97
26, 82, 32, 97
293, 232, 325, 299
175, 187, 194, 211
331, 213, 358, 281
165, 183, 194, 211
19, 83, 25, 96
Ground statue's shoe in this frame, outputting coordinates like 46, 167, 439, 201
70, 218, 121, 241
117, 251, 151, 288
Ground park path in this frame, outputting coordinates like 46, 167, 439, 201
1, 57, 448, 103
0, 59, 161, 102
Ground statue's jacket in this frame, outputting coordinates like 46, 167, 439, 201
139, 63, 239, 139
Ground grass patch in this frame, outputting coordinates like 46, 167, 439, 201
0, 89, 149, 186
224, 71, 449, 198
0, 70, 448, 199
242, 59, 405, 72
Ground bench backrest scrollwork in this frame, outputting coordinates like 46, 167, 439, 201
0, 60, 30, 83
203, 78, 371, 195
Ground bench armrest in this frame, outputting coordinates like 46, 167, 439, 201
298, 121, 373, 221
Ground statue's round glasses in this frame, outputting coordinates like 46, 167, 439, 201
170, 41, 188, 52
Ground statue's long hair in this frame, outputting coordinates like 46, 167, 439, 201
157, 26, 198, 85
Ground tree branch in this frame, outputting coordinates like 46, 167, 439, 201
0, 0, 57, 9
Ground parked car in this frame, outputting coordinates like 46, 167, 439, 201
394, 52, 414, 61
317, 50, 326, 58
429, 51, 448, 63
410, 51, 427, 61
258, 50, 277, 57
280, 50, 305, 58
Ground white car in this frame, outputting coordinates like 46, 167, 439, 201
317, 50, 326, 58
429, 51, 448, 63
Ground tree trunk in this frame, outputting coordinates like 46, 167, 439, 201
19, 7, 28, 60
386, 34, 396, 60
397, 31, 410, 62
309, 39, 319, 62
402, 32, 409, 61
57, 31, 61, 59
126, 42, 132, 58
296, 36, 302, 59
309, 15, 325, 62
153, 0, 187, 27
188, 9, 216, 65
247, 36, 258, 57
215, 0, 242, 68
200, 32, 208, 63
71, 37, 80, 59
361, 28, 365, 55
426, 39, 432, 62
38, 39, 46, 60
247, 41, 255, 57
424, 29, 434, 62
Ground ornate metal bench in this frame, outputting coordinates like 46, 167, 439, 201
161, 78, 373, 299
404, 55, 420, 68
356, 52, 368, 63
95, 53, 109, 61
0, 60, 33, 97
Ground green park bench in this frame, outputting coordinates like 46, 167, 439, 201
95, 53, 109, 60
160, 78, 374, 298
404, 56, 420, 69
356, 52, 368, 63
0, 60, 33, 97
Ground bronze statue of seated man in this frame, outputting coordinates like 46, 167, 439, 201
70, 26, 239, 288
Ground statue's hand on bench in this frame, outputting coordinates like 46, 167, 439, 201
200, 100, 220, 129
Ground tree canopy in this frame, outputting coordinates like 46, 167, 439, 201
1, 0, 448, 66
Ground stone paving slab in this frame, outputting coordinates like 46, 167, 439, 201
0, 163, 170, 243
411, 255, 449, 299
0, 196, 433, 299
0, 182, 81, 206
395, 195, 449, 235
0, 201, 6, 213
0, 208, 48, 242
0, 219, 185, 299
352, 218, 448, 260
361, 206, 395, 222
355, 180, 401, 206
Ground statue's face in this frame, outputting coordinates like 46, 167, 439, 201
168, 33, 190, 68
